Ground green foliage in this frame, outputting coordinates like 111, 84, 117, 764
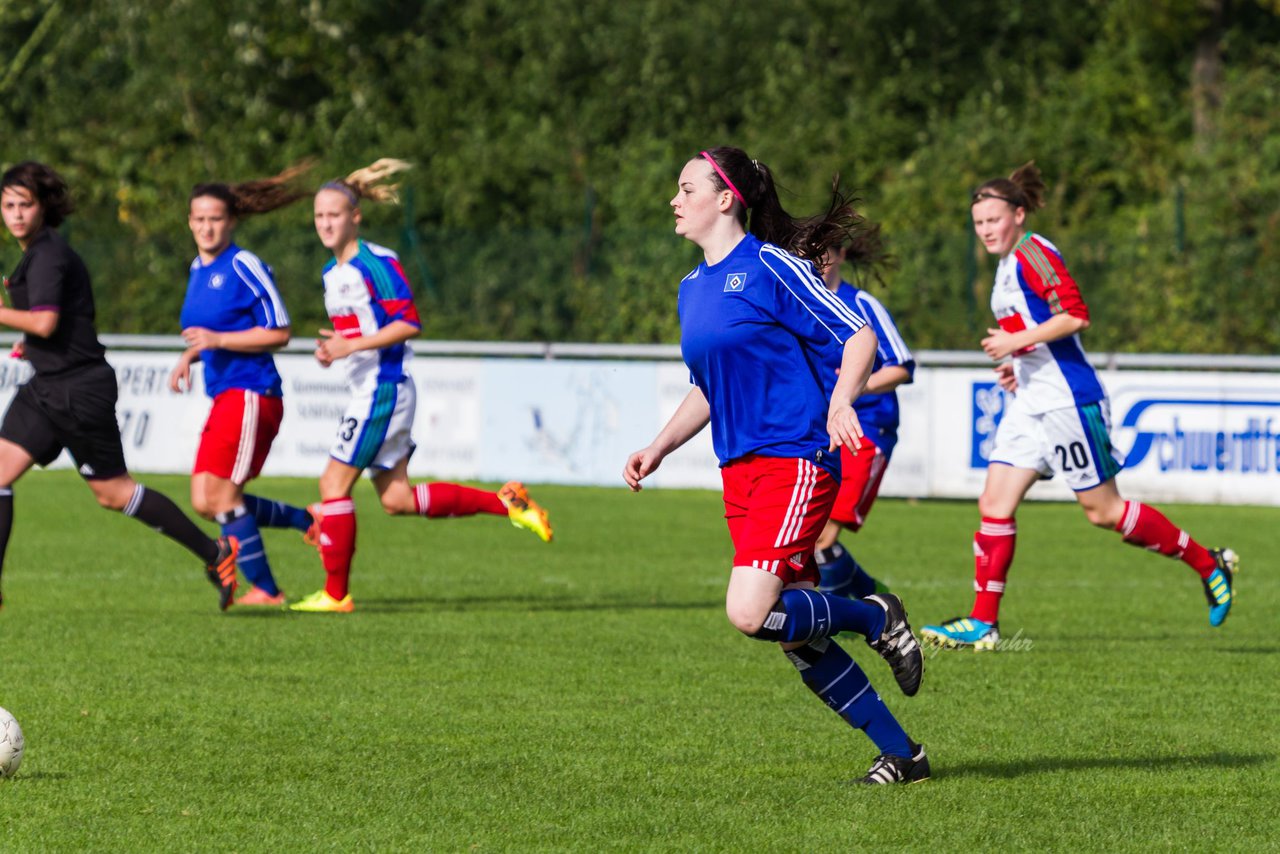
1, 0, 1279, 351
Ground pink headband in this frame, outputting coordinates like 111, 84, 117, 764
701, 151, 746, 209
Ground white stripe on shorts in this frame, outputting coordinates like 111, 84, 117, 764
231, 391, 258, 485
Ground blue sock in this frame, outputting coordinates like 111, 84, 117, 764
786, 639, 912, 757
243, 494, 310, 533
757, 588, 886, 643
217, 508, 279, 596
816, 542, 879, 599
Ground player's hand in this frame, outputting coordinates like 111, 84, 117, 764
994, 361, 1018, 393
316, 328, 354, 364
168, 358, 192, 393
623, 447, 665, 492
827, 404, 864, 453
182, 326, 222, 352
981, 327, 1020, 361
8, 341, 23, 360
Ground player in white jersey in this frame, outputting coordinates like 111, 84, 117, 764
291, 160, 552, 614
922, 162, 1238, 650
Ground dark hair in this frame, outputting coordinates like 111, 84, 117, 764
1, 161, 74, 227
835, 216, 894, 286
970, 161, 1046, 212
190, 160, 314, 218
698, 147, 868, 266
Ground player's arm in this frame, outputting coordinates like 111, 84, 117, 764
0, 306, 58, 337
316, 319, 419, 365
863, 364, 912, 395
982, 312, 1087, 361
623, 386, 711, 491
828, 325, 877, 452
182, 325, 291, 354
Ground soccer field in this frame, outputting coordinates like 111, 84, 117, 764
0, 472, 1275, 851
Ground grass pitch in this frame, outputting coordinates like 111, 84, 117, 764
0, 472, 1276, 851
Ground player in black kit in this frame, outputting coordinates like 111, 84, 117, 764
0, 161, 240, 611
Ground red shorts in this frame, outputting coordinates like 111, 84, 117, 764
828, 436, 889, 531
193, 390, 284, 485
721, 455, 838, 586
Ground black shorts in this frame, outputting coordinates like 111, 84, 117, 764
0, 362, 128, 480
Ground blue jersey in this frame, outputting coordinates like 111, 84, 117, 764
179, 244, 289, 398
678, 234, 866, 479
831, 282, 915, 453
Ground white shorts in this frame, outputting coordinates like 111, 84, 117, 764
990, 397, 1125, 491
331, 379, 417, 472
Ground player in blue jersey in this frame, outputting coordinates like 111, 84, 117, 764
168, 164, 320, 607
290, 160, 552, 614
623, 147, 928, 784
813, 231, 915, 599
922, 162, 1238, 650
0, 161, 239, 611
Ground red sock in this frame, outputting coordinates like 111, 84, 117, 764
413, 482, 505, 518
971, 517, 1016, 624
1115, 501, 1215, 578
319, 498, 356, 600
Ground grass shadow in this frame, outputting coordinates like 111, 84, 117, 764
944, 751, 1273, 780
355, 594, 720, 614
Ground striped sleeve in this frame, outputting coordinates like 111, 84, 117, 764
363, 245, 422, 328
233, 250, 290, 328
1015, 238, 1089, 321
854, 290, 914, 376
759, 244, 864, 344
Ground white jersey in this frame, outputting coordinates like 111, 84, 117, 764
322, 240, 421, 393
991, 232, 1105, 414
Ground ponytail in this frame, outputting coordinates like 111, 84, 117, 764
321, 158, 413, 206
699, 147, 865, 266
190, 160, 314, 218
970, 160, 1046, 213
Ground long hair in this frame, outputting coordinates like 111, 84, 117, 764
970, 161, 1046, 212
698, 147, 868, 266
838, 214, 894, 288
190, 160, 315, 218
320, 158, 413, 206
1, 161, 74, 227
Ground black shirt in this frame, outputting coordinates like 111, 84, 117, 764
5, 227, 107, 377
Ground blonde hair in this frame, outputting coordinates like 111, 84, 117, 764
322, 158, 413, 205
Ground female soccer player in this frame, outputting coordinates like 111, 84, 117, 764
291, 160, 552, 613
168, 164, 318, 606
813, 233, 915, 599
0, 161, 239, 611
922, 162, 1238, 650
623, 148, 928, 785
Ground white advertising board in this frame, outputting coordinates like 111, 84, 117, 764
4, 350, 1278, 506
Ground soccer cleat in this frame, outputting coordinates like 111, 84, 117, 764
206, 536, 239, 611
289, 589, 354, 613
302, 503, 323, 548
1202, 548, 1238, 627
864, 593, 924, 697
920, 616, 1000, 651
855, 741, 931, 785
235, 586, 287, 607
497, 481, 553, 543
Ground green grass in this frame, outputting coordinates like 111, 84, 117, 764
0, 471, 1276, 851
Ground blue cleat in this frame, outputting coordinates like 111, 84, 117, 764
920, 616, 1000, 652
1203, 548, 1238, 628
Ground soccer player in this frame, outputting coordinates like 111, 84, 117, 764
813, 233, 915, 599
168, 164, 319, 606
0, 161, 238, 611
291, 160, 553, 613
921, 162, 1238, 650
623, 147, 928, 785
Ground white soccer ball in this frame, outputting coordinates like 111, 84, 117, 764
0, 707, 24, 778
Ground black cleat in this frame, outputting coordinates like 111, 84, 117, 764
206, 536, 239, 611
865, 593, 924, 697
856, 741, 931, 785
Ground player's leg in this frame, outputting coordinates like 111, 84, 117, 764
191, 391, 288, 603
0, 385, 62, 609
721, 456, 922, 696
290, 457, 362, 613
922, 400, 1046, 650
815, 440, 888, 598
0, 438, 36, 610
